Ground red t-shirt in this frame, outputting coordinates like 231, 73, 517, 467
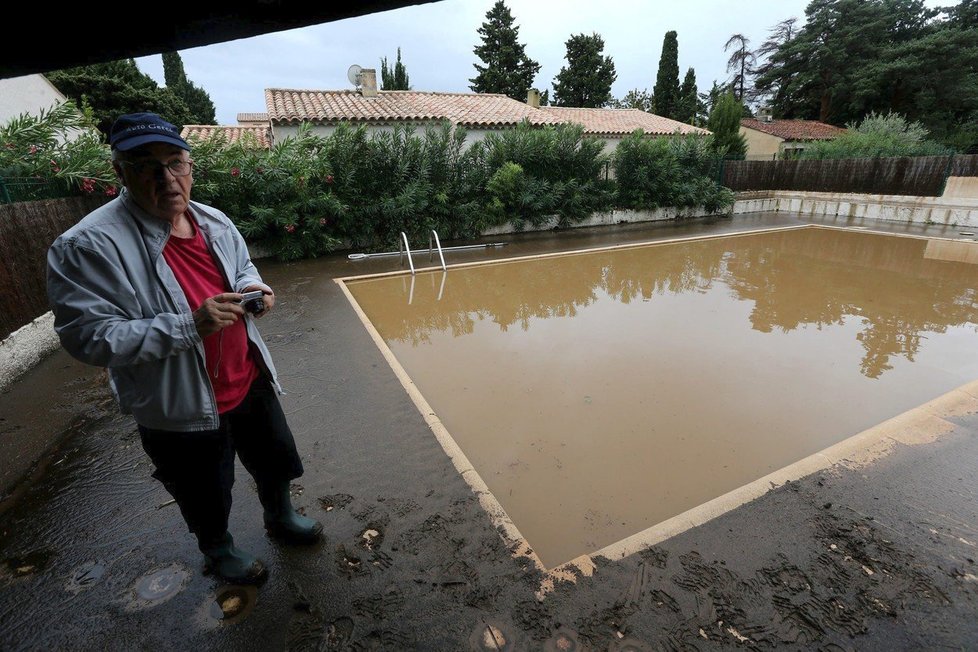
162, 217, 259, 413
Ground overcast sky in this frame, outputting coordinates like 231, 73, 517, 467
133, 0, 952, 125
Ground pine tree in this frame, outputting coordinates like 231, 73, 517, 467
380, 47, 411, 90
552, 33, 617, 107
652, 31, 681, 119
161, 51, 216, 125
724, 34, 755, 103
469, 1, 541, 101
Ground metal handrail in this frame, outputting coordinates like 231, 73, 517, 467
428, 230, 447, 271
398, 231, 415, 275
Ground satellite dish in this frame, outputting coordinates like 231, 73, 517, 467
347, 64, 363, 87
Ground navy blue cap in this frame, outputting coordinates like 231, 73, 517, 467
109, 113, 190, 152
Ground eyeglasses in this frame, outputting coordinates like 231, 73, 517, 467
119, 159, 193, 178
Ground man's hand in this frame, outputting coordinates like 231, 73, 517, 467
194, 293, 246, 337
241, 285, 275, 317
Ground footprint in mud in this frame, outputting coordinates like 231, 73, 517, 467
359, 524, 385, 552
353, 585, 405, 620
319, 494, 354, 512
335, 545, 366, 576
65, 560, 107, 594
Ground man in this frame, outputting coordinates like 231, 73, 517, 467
46, 112, 321, 585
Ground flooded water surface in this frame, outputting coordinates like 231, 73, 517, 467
345, 227, 978, 567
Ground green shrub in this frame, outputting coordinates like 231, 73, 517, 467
0, 101, 116, 202
799, 112, 953, 159
614, 131, 733, 213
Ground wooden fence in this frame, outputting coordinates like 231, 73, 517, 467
0, 196, 108, 340
723, 154, 978, 196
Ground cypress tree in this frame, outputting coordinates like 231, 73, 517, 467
380, 47, 411, 90
677, 68, 699, 124
653, 31, 681, 119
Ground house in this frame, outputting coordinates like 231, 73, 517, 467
264, 69, 703, 152
537, 106, 706, 155
740, 117, 846, 160
0, 74, 83, 143
180, 123, 272, 148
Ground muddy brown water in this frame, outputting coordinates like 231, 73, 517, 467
345, 227, 978, 568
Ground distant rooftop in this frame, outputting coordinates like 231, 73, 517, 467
266, 89, 564, 128
236, 112, 269, 124
539, 106, 706, 137
181, 124, 271, 148
741, 118, 846, 141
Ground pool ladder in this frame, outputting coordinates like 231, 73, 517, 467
399, 230, 446, 274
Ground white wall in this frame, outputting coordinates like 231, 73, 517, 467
0, 74, 67, 123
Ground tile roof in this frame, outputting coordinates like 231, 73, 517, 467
236, 112, 268, 123
538, 107, 708, 136
181, 125, 272, 148
741, 118, 846, 141
265, 89, 564, 128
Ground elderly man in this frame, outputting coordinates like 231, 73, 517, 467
46, 112, 321, 585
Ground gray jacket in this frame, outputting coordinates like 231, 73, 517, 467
46, 189, 282, 431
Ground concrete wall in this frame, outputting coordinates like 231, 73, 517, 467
732, 190, 978, 228
943, 176, 978, 200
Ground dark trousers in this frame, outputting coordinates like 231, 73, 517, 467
138, 377, 304, 548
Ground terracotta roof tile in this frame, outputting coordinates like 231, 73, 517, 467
538, 107, 708, 136
741, 118, 846, 141
265, 89, 564, 127
181, 125, 271, 148
236, 112, 268, 123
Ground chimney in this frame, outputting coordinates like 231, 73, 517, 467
526, 88, 540, 108
360, 68, 378, 98
758, 105, 774, 123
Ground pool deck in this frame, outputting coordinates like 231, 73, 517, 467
1, 211, 977, 650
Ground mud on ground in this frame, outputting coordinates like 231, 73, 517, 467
0, 213, 976, 650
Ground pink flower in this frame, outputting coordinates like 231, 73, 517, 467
285, 224, 296, 234
29, 144, 38, 154
105, 186, 118, 197
50, 160, 61, 172
325, 174, 334, 185
80, 178, 96, 194
319, 218, 327, 226
231, 167, 240, 177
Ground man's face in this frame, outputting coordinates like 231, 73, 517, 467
113, 143, 193, 223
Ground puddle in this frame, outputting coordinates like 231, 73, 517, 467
345, 227, 978, 567
3, 549, 55, 578
126, 564, 189, 610
205, 585, 258, 625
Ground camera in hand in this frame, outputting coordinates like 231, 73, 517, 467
239, 290, 266, 314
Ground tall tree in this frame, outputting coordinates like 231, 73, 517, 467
380, 47, 411, 90
469, 1, 541, 101
752, 18, 799, 112
552, 33, 617, 107
652, 31, 681, 119
677, 68, 700, 124
610, 89, 654, 112
161, 51, 216, 125
724, 34, 756, 103
753, 0, 938, 125
47, 59, 195, 137
707, 92, 747, 157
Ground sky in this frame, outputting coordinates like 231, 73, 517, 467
133, 0, 953, 125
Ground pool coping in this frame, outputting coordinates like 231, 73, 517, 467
336, 223, 978, 581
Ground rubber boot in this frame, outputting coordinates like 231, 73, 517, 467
258, 481, 323, 544
199, 532, 268, 585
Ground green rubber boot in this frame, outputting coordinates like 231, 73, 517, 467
199, 532, 267, 585
258, 481, 323, 544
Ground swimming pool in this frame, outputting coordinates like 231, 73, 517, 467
341, 226, 978, 568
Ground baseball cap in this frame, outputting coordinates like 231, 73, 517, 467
109, 113, 190, 152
